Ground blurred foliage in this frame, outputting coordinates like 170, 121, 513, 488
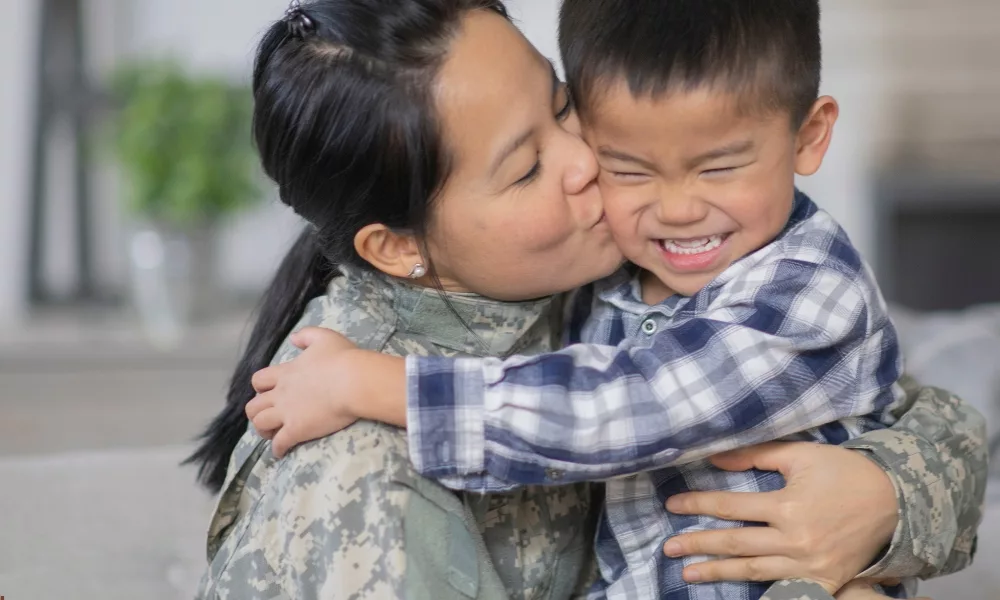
109, 61, 259, 228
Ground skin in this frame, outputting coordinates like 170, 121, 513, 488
357, 10, 622, 301
663, 442, 899, 592
587, 80, 838, 305
249, 8, 622, 458
246, 9, 907, 598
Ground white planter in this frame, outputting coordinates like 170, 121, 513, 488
128, 223, 218, 348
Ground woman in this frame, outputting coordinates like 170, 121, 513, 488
190, 1, 986, 598
194, 2, 614, 598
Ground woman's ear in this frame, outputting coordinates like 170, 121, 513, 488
354, 224, 425, 279
793, 96, 839, 177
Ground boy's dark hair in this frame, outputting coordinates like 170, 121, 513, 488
559, 0, 822, 126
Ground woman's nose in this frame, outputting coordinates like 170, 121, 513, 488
563, 133, 599, 196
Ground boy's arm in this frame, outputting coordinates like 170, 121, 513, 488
403, 259, 901, 487
844, 376, 988, 580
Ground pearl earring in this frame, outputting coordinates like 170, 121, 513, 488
407, 263, 427, 279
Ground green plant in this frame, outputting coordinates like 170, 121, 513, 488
110, 61, 259, 227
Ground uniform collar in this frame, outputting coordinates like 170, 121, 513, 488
337, 266, 555, 357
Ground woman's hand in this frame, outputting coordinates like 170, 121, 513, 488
662, 442, 899, 594
835, 581, 930, 600
247, 327, 362, 457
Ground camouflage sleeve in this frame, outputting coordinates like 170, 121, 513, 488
211, 425, 410, 599
842, 375, 989, 580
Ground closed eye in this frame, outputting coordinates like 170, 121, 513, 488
702, 165, 747, 177
555, 87, 573, 121
606, 170, 650, 180
514, 158, 541, 186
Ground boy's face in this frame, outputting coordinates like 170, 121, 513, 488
584, 82, 834, 303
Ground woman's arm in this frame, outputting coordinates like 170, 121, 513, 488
203, 427, 410, 599
842, 376, 988, 579
660, 377, 988, 589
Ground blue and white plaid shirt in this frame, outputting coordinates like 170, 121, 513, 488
404, 193, 907, 599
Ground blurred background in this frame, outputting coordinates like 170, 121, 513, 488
0, 0, 997, 598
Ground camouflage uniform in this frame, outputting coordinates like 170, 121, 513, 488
195, 269, 988, 600
195, 267, 597, 600
761, 376, 989, 600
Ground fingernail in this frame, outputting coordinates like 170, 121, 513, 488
665, 497, 683, 512
663, 541, 683, 557
684, 568, 702, 583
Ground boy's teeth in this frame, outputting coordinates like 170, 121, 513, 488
660, 235, 725, 255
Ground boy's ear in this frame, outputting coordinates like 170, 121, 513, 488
354, 224, 425, 280
793, 96, 839, 177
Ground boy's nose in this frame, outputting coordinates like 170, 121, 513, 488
656, 194, 710, 225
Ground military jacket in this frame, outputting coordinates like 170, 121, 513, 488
196, 267, 597, 600
196, 269, 988, 600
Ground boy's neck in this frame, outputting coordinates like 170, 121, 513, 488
639, 269, 680, 306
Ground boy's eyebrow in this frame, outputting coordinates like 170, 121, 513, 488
490, 62, 561, 178
688, 140, 755, 167
597, 147, 658, 171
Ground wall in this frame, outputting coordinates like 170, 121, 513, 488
0, 0, 941, 320
111, 0, 561, 294
109, 0, 895, 291
0, 1, 40, 326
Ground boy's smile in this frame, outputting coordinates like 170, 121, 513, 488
657, 233, 732, 272
583, 81, 837, 305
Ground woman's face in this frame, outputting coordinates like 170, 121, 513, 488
423, 10, 623, 301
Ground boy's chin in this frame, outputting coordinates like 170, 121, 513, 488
665, 274, 717, 297
640, 266, 719, 300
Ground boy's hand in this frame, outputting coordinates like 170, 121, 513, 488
247, 327, 361, 458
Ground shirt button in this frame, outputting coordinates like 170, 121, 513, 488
545, 468, 565, 482
641, 319, 658, 335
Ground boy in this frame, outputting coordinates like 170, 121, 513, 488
249, 1, 909, 598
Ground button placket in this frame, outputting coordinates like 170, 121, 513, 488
641, 318, 658, 335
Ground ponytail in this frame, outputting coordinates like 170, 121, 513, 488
187, 0, 512, 492
186, 228, 334, 492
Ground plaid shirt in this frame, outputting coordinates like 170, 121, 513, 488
405, 193, 907, 599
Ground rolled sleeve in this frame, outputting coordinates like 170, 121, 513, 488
406, 355, 488, 479
842, 377, 988, 579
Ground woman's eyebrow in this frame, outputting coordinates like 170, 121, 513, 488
490, 128, 536, 177
489, 61, 560, 178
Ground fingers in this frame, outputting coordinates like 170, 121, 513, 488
708, 442, 800, 474
251, 365, 280, 393
290, 326, 350, 350
663, 527, 788, 559
289, 326, 325, 349
245, 394, 274, 421
666, 490, 781, 524
249, 407, 284, 434
680, 556, 800, 585
272, 428, 295, 459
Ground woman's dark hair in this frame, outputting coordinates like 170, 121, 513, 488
187, 0, 509, 492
